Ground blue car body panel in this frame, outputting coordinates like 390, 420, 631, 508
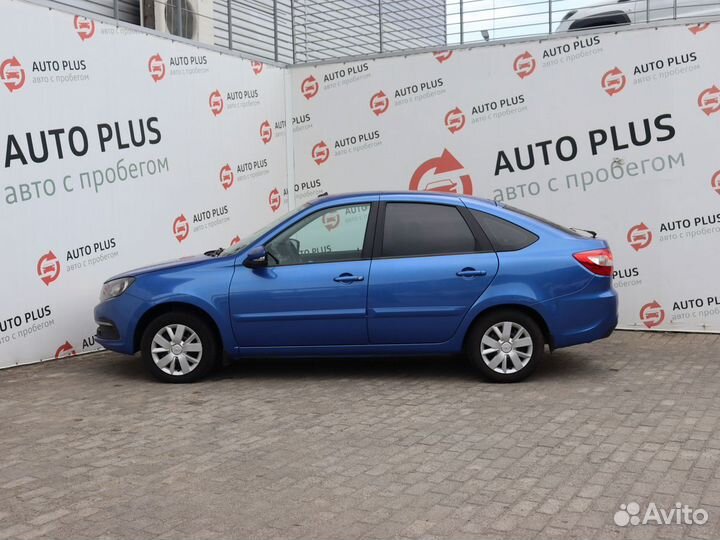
94, 191, 618, 359
229, 260, 371, 346
367, 253, 499, 344
95, 257, 237, 354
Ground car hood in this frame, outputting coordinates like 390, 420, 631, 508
106, 254, 215, 282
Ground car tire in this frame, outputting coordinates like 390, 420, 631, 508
140, 311, 219, 383
465, 310, 544, 383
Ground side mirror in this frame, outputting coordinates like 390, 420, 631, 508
243, 246, 268, 268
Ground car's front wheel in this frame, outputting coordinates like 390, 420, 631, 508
466, 310, 544, 383
140, 311, 219, 383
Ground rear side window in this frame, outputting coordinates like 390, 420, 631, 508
471, 210, 538, 252
382, 203, 476, 257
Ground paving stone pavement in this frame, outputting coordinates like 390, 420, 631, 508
1, 330, 720, 539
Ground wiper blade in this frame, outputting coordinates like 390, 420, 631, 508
204, 247, 224, 257
570, 227, 597, 238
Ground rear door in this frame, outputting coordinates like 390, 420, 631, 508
367, 199, 499, 344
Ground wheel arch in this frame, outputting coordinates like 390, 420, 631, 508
133, 301, 225, 355
463, 304, 555, 351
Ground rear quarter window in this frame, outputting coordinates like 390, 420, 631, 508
471, 210, 538, 252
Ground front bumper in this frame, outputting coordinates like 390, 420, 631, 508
95, 320, 120, 341
93, 291, 147, 355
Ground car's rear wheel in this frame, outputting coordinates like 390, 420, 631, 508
140, 311, 218, 383
466, 310, 544, 382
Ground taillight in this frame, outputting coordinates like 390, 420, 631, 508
573, 248, 613, 276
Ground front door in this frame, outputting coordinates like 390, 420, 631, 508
229, 202, 374, 347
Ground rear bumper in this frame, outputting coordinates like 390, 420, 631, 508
538, 277, 618, 349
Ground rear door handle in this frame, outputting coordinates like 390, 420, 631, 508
334, 273, 364, 283
456, 268, 487, 277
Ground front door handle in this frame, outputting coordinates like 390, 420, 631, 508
334, 273, 365, 283
456, 268, 487, 277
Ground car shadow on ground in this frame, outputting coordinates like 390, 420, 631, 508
216, 354, 477, 382
210, 347, 605, 384
89, 346, 606, 385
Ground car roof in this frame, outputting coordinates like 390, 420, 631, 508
309, 190, 499, 209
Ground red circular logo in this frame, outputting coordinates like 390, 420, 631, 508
301, 75, 319, 100
260, 120, 273, 144
74, 16, 96, 41
148, 53, 166, 82
219, 164, 234, 190
37, 250, 61, 286
601, 67, 627, 96
626, 223, 652, 252
251, 61, 263, 75
268, 188, 282, 212
639, 301, 665, 329
433, 50, 453, 64
712, 170, 720, 195
409, 149, 473, 195
322, 211, 340, 231
513, 51, 536, 79
209, 89, 224, 116
444, 107, 466, 134
688, 23, 710, 34
173, 214, 189, 242
1, 57, 26, 93
312, 141, 330, 165
55, 341, 77, 359
370, 91, 389, 116
698, 85, 720, 116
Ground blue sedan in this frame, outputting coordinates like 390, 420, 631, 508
94, 191, 618, 383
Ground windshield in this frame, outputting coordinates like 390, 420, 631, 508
220, 202, 312, 257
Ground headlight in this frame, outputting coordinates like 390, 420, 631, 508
100, 277, 135, 302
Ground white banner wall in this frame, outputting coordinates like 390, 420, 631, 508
1, 0, 718, 370
0, 0, 289, 368
289, 22, 720, 334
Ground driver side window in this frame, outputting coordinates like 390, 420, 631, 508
266, 204, 371, 266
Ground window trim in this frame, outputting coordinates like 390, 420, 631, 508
373, 201, 495, 260
458, 206, 494, 252
263, 201, 378, 268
